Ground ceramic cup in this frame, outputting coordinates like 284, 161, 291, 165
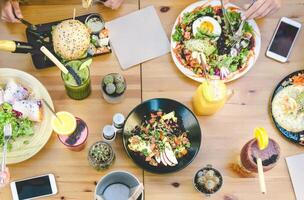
95, 171, 143, 200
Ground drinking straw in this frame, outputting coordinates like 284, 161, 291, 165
257, 158, 267, 194
40, 46, 68, 74
40, 46, 82, 86
254, 127, 268, 194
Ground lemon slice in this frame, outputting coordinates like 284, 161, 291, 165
51, 111, 77, 136
79, 58, 92, 70
254, 127, 269, 150
201, 80, 227, 103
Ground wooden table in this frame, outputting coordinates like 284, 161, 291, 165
0, 0, 304, 199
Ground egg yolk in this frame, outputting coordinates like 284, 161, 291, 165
200, 21, 214, 33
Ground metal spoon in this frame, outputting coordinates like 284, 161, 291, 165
42, 99, 63, 125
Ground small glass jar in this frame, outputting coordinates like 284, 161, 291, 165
88, 141, 115, 171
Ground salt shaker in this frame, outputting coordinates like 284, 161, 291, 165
102, 125, 116, 143
112, 113, 125, 134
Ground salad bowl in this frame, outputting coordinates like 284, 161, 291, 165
122, 98, 201, 173
171, 0, 261, 83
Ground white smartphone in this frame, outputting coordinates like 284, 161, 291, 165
10, 174, 57, 200
266, 17, 301, 63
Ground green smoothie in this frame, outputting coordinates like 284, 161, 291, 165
61, 60, 91, 100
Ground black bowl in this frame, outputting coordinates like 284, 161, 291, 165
270, 70, 304, 146
122, 98, 202, 173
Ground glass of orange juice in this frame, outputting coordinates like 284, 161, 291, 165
192, 79, 233, 116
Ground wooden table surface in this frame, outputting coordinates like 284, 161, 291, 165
0, 0, 303, 199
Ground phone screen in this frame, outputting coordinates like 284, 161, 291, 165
15, 175, 52, 199
269, 21, 300, 57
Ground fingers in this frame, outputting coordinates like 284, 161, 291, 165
255, 6, 272, 19
0, 168, 10, 187
244, 0, 281, 19
1, 1, 20, 23
248, 0, 271, 19
111, 1, 123, 10
103, 0, 113, 8
244, 0, 267, 19
103, 0, 123, 9
11, 0, 23, 18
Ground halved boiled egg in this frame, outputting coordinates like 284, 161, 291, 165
192, 16, 222, 37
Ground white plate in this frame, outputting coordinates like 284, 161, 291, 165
170, 0, 261, 83
0, 68, 54, 164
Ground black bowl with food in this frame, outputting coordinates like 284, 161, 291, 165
122, 98, 201, 173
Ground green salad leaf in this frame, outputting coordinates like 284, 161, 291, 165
182, 6, 214, 25
217, 55, 234, 68
226, 11, 241, 26
172, 25, 183, 42
0, 103, 34, 149
243, 21, 254, 33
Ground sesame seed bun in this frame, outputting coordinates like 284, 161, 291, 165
52, 19, 90, 60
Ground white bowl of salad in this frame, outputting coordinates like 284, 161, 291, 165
171, 0, 261, 83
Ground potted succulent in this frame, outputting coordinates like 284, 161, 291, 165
88, 141, 115, 171
101, 73, 126, 104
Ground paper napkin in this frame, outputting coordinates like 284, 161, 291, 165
286, 153, 304, 200
106, 6, 170, 70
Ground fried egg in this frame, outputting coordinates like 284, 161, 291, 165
192, 16, 222, 37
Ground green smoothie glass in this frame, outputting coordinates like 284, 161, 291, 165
61, 60, 91, 100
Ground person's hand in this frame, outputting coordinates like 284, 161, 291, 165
103, 0, 124, 10
1, 0, 23, 23
244, 0, 281, 19
0, 167, 10, 188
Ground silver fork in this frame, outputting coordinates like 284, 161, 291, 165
232, 0, 257, 43
220, 0, 233, 34
1, 124, 12, 184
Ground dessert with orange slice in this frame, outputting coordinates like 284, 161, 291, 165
52, 111, 88, 151
239, 128, 280, 174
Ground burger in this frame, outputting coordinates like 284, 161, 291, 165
52, 19, 91, 60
